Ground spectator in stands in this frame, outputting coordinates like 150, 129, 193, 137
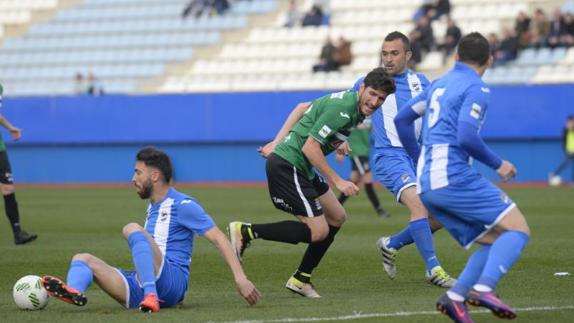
182, 0, 209, 18
562, 13, 574, 46
284, 0, 301, 28
530, 8, 551, 48
415, 0, 450, 22
487, 33, 500, 56
514, 11, 532, 48
436, 16, 461, 65
547, 8, 565, 48
550, 115, 574, 183
409, 14, 434, 67
87, 73, 105, 96
333, 36, 352, 67
74, 73, 85, 96
312, 36, 338, 72
302, 4, 323, 27
494, 28, 519, 66
182, 0, 229, 19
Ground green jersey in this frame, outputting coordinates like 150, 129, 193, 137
274, 90, 364, 180
347, 117, 371, 157
0, 84, 5, 151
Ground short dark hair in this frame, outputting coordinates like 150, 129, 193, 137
136, 146, 173, 183
457, 32, 491, 66
384, 31, 411, 52
363, 67, 396, 95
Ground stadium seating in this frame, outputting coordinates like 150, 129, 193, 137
0, 0, 277, 96
1, 0, 571, 95
160, 0, 565, 93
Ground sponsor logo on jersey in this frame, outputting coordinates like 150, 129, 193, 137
401, 173, 411, 183
160, 211, 168, 221
500, 192, 511, 204
470, 103, 482, 119
319, 125, 332, 138
481, 87, 490, 93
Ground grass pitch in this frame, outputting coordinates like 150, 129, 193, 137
1, 185, 573, 322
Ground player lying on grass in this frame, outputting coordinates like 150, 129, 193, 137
42, 147, 260, 312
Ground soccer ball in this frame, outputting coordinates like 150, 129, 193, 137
549, 175, 562, 187
13, 275, 49, 310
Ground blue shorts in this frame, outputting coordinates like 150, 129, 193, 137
116, 258, 189, 309
373, 148, 417, 202
419, 177, 516, 249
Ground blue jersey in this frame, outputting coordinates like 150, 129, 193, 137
411, 62, 491, 193
144, 187, 215, 277
353, 70, 429, 151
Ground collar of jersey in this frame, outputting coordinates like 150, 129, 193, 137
151, 187, 175, 206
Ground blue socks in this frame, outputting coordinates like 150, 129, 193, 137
450, 245, 490, 297
476, 231, 529, 290
387, 227, 414, 250
409, 218, 440, 271
128, 231, 157, 296
66, 260, 93, 293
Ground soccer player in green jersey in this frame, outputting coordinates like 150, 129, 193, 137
0, 84, 37, 245
229, 68, 395, 297
336, 117, 390, 218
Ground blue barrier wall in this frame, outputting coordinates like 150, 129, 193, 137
3, 85, 573, 183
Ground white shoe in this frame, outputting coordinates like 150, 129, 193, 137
285, 276, 321, 298
426, 266, 457, 288
376, 236, 397, 279
227, 221, 251, 262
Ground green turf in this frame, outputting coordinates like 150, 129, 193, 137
1, 186, 573, 322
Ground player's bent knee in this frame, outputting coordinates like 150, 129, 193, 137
122, 222, 144, 238
1, 184, 15, 195
309, 225, 329, 242
72, 253, 95, 264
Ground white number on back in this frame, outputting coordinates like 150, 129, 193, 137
428, 88, 446, 128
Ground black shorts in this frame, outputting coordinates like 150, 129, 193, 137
0, 150, 14, 184
350, 155, 371, 175
266, 153, 330, 217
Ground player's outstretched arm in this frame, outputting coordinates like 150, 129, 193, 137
0, 114, 21, 141
258, 101, 311, 158
302, 137, 358, 196
203, 226, 261, 305
395, 89, 428, 161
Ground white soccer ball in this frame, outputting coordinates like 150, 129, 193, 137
549, 175, 562, 187
13, 275, 49, 310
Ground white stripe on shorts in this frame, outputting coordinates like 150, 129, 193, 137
293, 166, 314, 217
353, 156, 366, 175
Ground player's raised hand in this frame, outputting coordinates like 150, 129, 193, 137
335, 178, 359, 196
335, 141, 350, 156
257, 141, 276, 158
496, 160, 517, 182
9, 127, 21, 141
235, 277, 261, 305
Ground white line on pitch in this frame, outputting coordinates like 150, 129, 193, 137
213, 305, 574, 323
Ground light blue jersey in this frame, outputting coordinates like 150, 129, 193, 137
402, 62, 515, 248
118, 187, 216, 308
407, 62, 491, 193
353, 70, 429, 200
144, 187, 215, 276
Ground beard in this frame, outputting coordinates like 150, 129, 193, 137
136, 179, 153, 199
